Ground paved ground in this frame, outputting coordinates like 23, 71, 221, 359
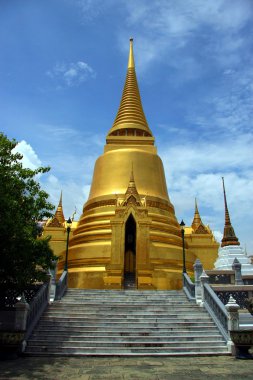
0, 355, 252, 380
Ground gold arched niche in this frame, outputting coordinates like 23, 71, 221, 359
104, 199, 153, 289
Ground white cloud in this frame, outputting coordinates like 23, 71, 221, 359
12, 140, 42, 170
46, 61, 96, 87
159, 130, 253, 252
116, 0, 253, 74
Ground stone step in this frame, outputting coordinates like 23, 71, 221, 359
31, 329, 220, 337
37, 320, 213, 329
59, 301, 188, 305
51, 304, 197, 311
29, 335, 225, 342
25, 289, 228, 357
50, 302, 199, 308
43, 311, 208, 318
25, 346, 229, 355
27, 340, 226, 348
65, 290, 184, 294
62, 297, 187, 302
41, 314, 211, 323
33, 326, 219, 333
63, 292, 186, 299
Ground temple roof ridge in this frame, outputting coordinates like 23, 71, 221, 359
221, 177, 240, 247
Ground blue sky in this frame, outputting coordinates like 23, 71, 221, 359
1, 0, 253, 253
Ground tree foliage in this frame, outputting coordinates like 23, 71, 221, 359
0, 133, 57, 295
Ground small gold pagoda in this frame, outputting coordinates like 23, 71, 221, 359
184, 199, 219, 270
46, 39, 219, 289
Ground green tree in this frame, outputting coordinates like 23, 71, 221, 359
0, 133, 57, 298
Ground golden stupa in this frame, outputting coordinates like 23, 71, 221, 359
47, 39, 219, 289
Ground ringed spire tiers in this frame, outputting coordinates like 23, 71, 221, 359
107, 38, 153, 142
221, 177, 240, 247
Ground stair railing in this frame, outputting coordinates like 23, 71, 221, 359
200, 272, 229, 341
25, 277, 51, 340
183, 273, 195, 300
55, 270, 68, 300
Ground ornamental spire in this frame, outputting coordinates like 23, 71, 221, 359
54, 191, 65, 225
191, 198, 207, 234
47, 191, 65, 227
125, 164, 139, 198
221, 177, 240, 247
191, 198, 202, 230
107, 38, 153, 139
123, 165, 141, 206
128, 37, 135, 68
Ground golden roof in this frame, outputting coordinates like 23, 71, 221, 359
191, 199, 208, 234
191, 198, 202, 229
107, 38, 153, 139
48, 191, 65, 227
221, 177, 240, 247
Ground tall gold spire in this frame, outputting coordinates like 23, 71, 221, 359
107, 38, 153, 139
221, 177, 240, 247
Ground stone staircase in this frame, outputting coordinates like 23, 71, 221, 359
25, 289, 229, 356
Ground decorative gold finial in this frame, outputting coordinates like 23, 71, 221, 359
126, 165, 137, 195
128, 38, 135, 68
59, 190, 63, 207
221, 177, 240, 247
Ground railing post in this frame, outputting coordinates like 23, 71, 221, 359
48, 260, 57, 302
194, 259, 203, 305
200, 270, 209, 307
225, 295, 240, 354
232, 258, 243, 285
14, 294, 30, 331
14, 294, 30, 352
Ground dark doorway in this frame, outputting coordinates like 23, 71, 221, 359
124, 214, 136, 289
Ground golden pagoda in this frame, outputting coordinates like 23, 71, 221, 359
184, 199, 219, 270
48, 39, 219, 289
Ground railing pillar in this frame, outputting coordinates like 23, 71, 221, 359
14, 294, 30, 332
48, 260, 57, 302
200, 270, 209, 307
194, 259, 203, 305
225, 295, 240, 354
232, 258, 243, 285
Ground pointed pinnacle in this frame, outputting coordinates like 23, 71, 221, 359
128, 38, 135, 68
221, 177, 240, 247
191, 198, 202, 230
